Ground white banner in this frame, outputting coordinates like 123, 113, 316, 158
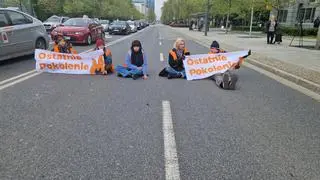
183, 51, 249, 80
35, 49, 105, 75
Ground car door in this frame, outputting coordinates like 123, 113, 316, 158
0, 10, 13, 60
6, 10, 34, 54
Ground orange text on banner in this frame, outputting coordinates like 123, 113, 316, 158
38, 52, 82, 61
39, 62, 89, 70
189, 61, 238, 76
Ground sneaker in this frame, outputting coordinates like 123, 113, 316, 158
168, 74, 182, 79
222, 73, 230, 89
132, 74, 139, 80
228, 74, 238, 90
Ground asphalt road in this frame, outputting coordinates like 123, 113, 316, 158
0, 25, 319, 180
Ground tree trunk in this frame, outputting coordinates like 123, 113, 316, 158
316, 25, 320, 49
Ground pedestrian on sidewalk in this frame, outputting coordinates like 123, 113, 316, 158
266, 16, 277, 44
115, 40, 148, 80
158, 38, 190, 79
274, 22, 282, 44
314, 17, 320, 28
208, 41, 244, 90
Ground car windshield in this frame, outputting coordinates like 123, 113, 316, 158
100, 20, 109, 24
128, 21, 135, 25
45, 16, 60, 23
63, 18, 89, 27
112, 21, 126, 26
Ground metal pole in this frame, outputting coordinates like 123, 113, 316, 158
225, 0, 231, 33
249, 0, 254, 37
204, 0, 209, 36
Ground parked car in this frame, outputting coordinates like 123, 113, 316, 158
100, 19, 110, 32
51, 18, 104, 45
109, 21, 131, 35
127, 21, 137, 33
43, 15, 69, 32
0, 8, 50, 61
136, 21, 142, 30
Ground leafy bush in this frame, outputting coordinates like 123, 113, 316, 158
281, 27, 318, 36
232, 26, 264, 32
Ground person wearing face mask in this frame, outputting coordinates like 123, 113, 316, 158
94, 39, 114, 74
115, 40, 148, 80
159, 38, 190, 79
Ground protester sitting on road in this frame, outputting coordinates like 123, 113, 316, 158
52, 33, 77, 54
94, 39, 114, 74
159, 38, 190, 79
208, 40, 242, 90
115, 40, 148, 80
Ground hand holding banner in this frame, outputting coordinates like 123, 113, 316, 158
35, 49, 104, 75
183, 51, 250, 80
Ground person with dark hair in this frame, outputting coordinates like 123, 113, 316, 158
94, 39, 114, 74
52, 33, 77, 54
115, 40, 148, 80
208, 40, 243, 90
314, 17, 320, 28
274, 22, 282, 44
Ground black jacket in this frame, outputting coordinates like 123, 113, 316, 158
168, 48, 190, 72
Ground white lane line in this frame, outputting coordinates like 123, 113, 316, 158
160, 41, 162, 46
0, 69, 37, 86
0, 72, 41, 91
162, 100, 181, 180
160, 53, 164, 62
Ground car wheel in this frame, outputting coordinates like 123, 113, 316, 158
87, 35, 92, 45
35, 38, 46, 49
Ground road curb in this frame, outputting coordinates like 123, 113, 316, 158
170, 27, 320, 95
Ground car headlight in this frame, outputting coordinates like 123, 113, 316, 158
75, 32, 84, 35
122, 27, 126, 29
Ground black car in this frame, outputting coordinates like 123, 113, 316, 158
109, 21, 131, 35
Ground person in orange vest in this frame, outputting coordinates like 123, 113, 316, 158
209, 40, 247, 90
94, 38, 114, 74
159, 38, 190, 79
52, 33, 77, 54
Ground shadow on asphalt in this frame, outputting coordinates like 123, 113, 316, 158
0, 54, 34, 66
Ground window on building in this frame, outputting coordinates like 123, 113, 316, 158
278, 10, 288, 22
298, 8, 316, 23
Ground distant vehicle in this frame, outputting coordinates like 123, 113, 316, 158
99, 20, 110, 32
109, 21, 131, 35
43, 15, 69, 32
127, 21, 137, 33
136, 21, 142, 30
51, 18, 104, 45
0, 8, 49, 61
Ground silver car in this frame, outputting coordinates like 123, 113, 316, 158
127, 21, 137, 33
0, 8, 49, 61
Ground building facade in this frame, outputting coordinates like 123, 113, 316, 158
273, 0, 320, 28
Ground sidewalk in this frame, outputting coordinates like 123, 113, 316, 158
172, 27, 320, 94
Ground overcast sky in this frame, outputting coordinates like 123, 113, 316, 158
155, 0, 167, 20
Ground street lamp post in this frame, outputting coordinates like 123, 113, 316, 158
204, 0, 210, 36
249, 0, 254, 37
225, 0, 231, 34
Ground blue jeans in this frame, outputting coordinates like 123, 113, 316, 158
116, 65, 143, 77
166, 67, 186, 77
